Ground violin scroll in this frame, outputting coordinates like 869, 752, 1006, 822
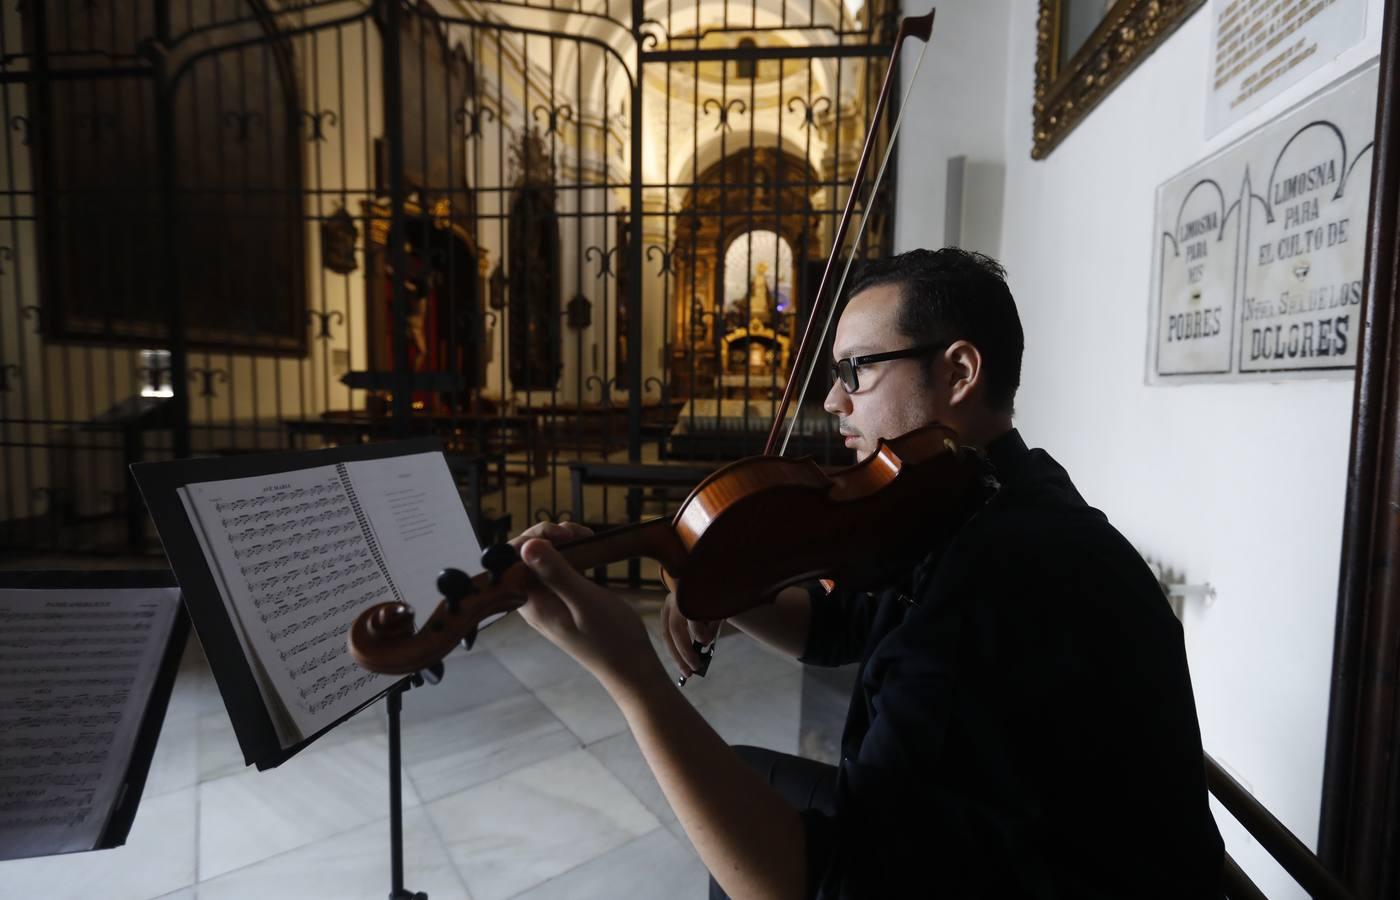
349, 553, 531, 675
370, 602, 417, 639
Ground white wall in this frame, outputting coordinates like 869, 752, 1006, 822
893, 0, 1011, 256
894, 1, 1386, 896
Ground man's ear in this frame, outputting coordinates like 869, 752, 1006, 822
944, 340, 983, 408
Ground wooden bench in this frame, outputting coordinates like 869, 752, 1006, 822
282, 410, 547, 481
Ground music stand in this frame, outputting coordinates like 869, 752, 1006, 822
0, 568, 187, 858
131, 438, 467, 899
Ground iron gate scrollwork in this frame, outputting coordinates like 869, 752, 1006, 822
0, 0, 900, 560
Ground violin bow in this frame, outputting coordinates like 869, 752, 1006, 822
764, 9, 936, 457
681, 11, 935, 686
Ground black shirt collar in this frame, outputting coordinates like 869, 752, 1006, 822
984, 427, 1029, 481
907, 429, 1026, 596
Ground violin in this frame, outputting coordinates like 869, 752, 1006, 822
349, 425, 991, 675
348, 9, 955, 677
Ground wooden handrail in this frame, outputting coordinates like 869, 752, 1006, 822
1222, 854, 1268, 900
1206, 754, 1355, 899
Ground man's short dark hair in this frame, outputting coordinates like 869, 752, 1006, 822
845, 247, 1023, 413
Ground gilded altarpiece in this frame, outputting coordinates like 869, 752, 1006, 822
670, 148, 820, 398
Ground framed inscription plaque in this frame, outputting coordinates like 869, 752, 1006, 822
1149, 60, 1376, 382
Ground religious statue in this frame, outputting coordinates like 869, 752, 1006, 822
748, 262, 773, 328
382, 258, 437, 410
721, 261, 787, 378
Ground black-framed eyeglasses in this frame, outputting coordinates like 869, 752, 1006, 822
829, 343, 946, 393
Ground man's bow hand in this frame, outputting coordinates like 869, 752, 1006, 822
660, 591, 720, 682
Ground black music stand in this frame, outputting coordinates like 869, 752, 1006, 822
131, 438, 466, 900
0, 569, 188, 858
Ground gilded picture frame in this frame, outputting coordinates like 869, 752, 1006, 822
1033, 0, 1206, 159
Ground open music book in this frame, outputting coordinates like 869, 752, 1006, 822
0, 585, 182, 860
176, 450, 482, 748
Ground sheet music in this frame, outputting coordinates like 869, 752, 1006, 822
0, 588, 180, 860
179, 465, 390, 745
345, 451, 485, 611
177, 452, 482, 747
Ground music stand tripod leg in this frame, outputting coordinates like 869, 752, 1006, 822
386, 663, 442, 900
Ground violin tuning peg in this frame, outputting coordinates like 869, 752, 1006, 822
460, 627, 478, 652
481, 543, 520, 584
437, 567, 475, 614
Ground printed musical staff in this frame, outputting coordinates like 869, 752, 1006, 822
180, 464, 397, 743
0, 771, 103, 789
270, 588, 385, 643
0, 712, 123, 729
175, 450, 480, 748
212, 481, 337, 514
0, 588, 181, 860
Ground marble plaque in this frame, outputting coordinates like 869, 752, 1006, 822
1151, 60, 1376, 382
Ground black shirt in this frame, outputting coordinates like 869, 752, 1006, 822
798, 429, 1224, 898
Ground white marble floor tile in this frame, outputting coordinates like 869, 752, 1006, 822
666, 819, 700, 858
308, 693, 391, 747
197, 806, 469, 900
641, 614, 801, 695
161, 640, 223, 727
428, 749, 658, 900
152, 889, 197, 900
532, 674, 627, 746
195, 694, 386, 788
402, 694, 579, 803
198, 709, 387, 786
0, 594, 809, 900
584, 731, 675, 826
198, 731, 420, 881
486, 633, 585, 692
196, 710, 249, 783
677, 632, 801, 707
693, 671, 803, 756
512, 827, 709, 900
143, 712, 200, 798
471, 609, 536, 651
398, 650, 528, 726
0, 786, 197, 900
162, 667, 212, 729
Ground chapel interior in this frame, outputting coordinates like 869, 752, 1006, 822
0, 0, 1394, 897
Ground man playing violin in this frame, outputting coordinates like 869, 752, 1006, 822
511, 248, 1224, 898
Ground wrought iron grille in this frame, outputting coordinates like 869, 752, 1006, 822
0, 0, 899, 563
